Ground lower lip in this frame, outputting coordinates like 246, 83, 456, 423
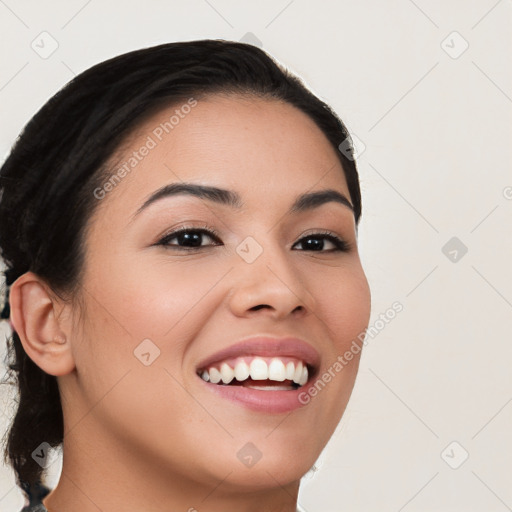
198, 377, 311, 413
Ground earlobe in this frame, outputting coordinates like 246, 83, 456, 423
9, 271, 76, 376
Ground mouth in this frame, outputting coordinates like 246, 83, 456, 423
197, 355, 312, 390
194, 336, 320, 413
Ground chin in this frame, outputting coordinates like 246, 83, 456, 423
195, 430, 324, 492
209, 456, 312, 492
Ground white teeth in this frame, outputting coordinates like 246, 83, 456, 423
209, 367, 222, 384
299, 365, 308, 386
285, 361, 295, 380
249, 357, 268, 380
199, 357, 310, 387
234, 360, 250, 381
293, 361, 303, 384
268, 358, 286, 381
220, 363, 234, 384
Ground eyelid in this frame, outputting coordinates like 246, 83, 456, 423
155, 224, 351, 253
294, 229, 352, 252
157, 223, 221, 243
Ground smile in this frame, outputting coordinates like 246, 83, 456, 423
194, 336, 320, 413
197, 356, 310, 389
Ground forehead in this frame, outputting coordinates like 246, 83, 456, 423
92, 94, 351, 224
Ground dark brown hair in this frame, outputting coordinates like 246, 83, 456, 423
0, 39, 361, 503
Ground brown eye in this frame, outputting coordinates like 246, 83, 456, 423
292, 232, 350, 252
157, 227, 222, 250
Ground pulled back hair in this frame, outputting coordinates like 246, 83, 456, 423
0, 39, 361, 502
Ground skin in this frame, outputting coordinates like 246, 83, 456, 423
10, 94, 371, 512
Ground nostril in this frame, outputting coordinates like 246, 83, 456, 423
250, 304, 270, 311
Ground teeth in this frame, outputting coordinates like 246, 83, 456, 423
293, 361, 303, 384
220, 363, 234, 384
249, 357, 268, 380
209, 367, 222, 384
199, 357, 310, 387
234, 360, 250, 381
299, 365, 308, 386
285, 361, 295, 380
268, 358, 286, 381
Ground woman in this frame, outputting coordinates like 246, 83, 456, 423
0, 39, 371, 512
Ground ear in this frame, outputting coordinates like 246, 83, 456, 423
9, 271, 76, 376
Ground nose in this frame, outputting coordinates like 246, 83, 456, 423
227, 239, 317, 320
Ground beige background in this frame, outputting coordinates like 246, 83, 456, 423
1, 1, 511, 510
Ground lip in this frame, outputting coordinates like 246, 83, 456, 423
196, 336, 320, 372
195, 336, 320, 413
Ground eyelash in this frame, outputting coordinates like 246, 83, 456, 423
155, 224, 351, 253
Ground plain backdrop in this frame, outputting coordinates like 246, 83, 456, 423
1, 1, 511, 511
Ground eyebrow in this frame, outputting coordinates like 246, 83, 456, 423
131, 182, 354, 220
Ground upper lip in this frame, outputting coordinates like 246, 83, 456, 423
195, 335, 321, 373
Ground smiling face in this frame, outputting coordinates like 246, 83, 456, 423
57, 94, 371, 504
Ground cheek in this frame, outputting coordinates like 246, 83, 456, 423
69, 264, 226, 454
78, 256, 234, 398
312, 264, 371, 350
136, 259, 229, 339
92, 254, 224, 339
300, 264, 371, 422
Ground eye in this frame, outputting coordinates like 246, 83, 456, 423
156, 225, 222, 250
292, 231, 351, 252
155, 226, 351, 253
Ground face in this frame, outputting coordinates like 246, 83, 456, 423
61, 94, 371, 495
